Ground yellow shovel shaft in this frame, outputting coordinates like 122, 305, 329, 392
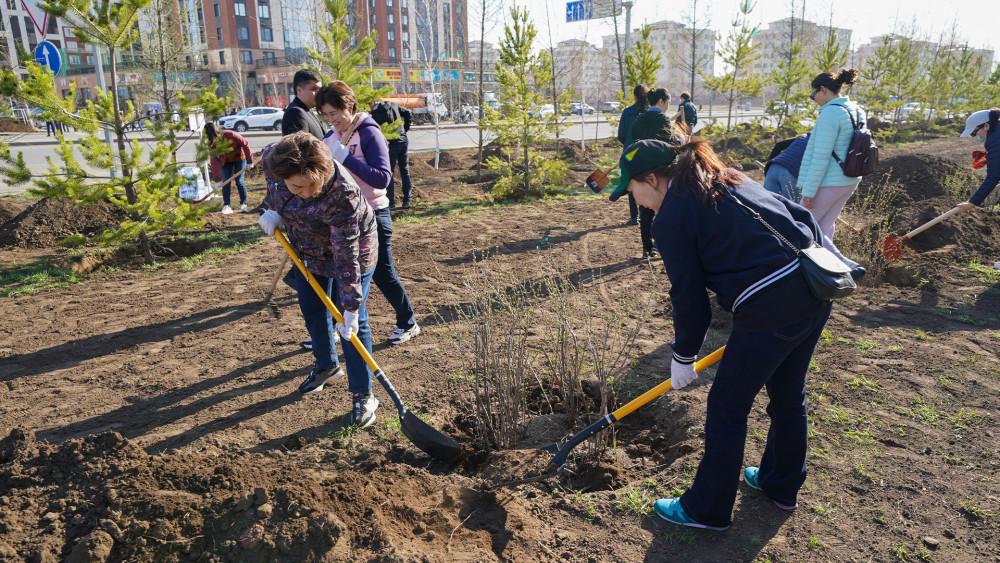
610, 345, 726, 420
272, 230, 383, 375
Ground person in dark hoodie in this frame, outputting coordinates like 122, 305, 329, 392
617, 84, 649, 227
370, 99, 414, 209
609, 138, 832, 531
957, 109, 1000, 214
763, 134, 809, 201
318, 81, 420, 346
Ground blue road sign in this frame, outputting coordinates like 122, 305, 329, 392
34, 41, 61, 76
566, 0, 592, 23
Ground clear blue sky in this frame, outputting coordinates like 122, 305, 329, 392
484, 0, 999, 72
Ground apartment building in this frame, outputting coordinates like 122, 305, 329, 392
853, 34, 993, 79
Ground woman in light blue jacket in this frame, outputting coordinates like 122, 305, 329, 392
797, 68, 865, 278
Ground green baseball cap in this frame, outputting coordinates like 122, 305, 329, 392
608, 140, 679, 202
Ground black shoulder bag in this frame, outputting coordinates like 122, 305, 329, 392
724, 192, 856, 300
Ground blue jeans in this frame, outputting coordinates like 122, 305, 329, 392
763, 164, 799, 201
296, 268, 375, 395
221, 159, 247, 206
679, 301, 832, 527
373, 207, 416, 330
387, 142, 412, 204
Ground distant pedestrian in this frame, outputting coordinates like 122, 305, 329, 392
956, 108, 1000, 214
671, 92, 698, 134
46, 120, 57, 136
204, 123, 252, 214
617, 84, 649, 227
370, 99, 414, 209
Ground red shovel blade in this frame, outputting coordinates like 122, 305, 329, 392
585, 168, 611, 193
880, 235, 903, 261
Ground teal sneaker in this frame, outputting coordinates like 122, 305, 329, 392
743, 467, 798, 510
653, 498, 729, 531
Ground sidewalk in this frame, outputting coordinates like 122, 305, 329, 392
0, 115, 609, 147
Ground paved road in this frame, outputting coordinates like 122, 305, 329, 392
0, 116, 616, 195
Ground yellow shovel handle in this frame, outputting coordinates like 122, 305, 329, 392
272, 229, 383, 375
611, 345, 726, 420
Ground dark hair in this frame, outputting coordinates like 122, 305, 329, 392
633, 84, 650, 111
316, 80, 357, 113
811, 68, 859, 94
647, 88, 670, 106
293, 69, 323, 93
989, 108, 1000, 130
680, 92, 691, 101
203, 122, 221, 146
662, 138, 745, 205
265, 131, 334, 187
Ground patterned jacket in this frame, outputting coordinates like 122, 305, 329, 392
262, 143, 378, 311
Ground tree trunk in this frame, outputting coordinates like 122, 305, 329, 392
475, 3, 485, 182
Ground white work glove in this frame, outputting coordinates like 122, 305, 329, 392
258, 209, 283, 236
670, 357, 698, 389
214, 181, 222, 191
336, 310, 359, 341
330, 143, 350, 163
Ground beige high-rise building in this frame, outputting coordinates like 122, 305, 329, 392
751, 17, 852, 98
552, 39, 611, 103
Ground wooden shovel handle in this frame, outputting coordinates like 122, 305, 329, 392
899, 206, 961, 241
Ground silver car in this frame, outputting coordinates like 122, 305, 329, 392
219, 107, 285, 132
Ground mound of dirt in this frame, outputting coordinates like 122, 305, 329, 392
0, 198, 126, 248
858, 154, 979, 203
555, 141, 590, 164
0, 199, 26, 224
432, 150, 464, 170
408, 154, 437, 179
0, 117, 34, 133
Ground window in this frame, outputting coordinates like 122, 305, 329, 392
387, 13, 393, 24
217, 27, 222, 41
85, 55, 93, 64
237, 26, 249, 40
386, 0, 392, 5
242, 50, 253, 64
219, 50, 226, 64
261, 26, 272, 41
234, 2, 246, 16
68, 54, 80, 65
403, 48, 409, 58
257, 4, 269, 19
402, 31, 408, 42
388, 47, 396, 58
402, 14, 407, 25
387, 31, 394, 41
263, 51, 276, 65
203, 54, 209, 65
67, 40, 77, 50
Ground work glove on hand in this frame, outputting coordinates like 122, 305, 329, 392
670, 357, 698, 389
214, 181, 222, 191
336, 310, 359, 341
258, 209, 283, 236
330, 143, 350, 163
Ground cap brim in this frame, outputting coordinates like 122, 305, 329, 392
608, 167, 631, 202
961, 120, 987, 137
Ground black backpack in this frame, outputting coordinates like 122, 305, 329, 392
830, 104, 878, 178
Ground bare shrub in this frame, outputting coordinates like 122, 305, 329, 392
835, 175, 903, 285
537, 273, 586, 421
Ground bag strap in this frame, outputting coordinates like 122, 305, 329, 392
827, 103, 862, 166
722, 192, 804, 258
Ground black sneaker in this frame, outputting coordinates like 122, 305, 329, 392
400, 201, 411, 209
850, 266, 866, 282
350, 393, 379, 428
298, 365, 344, 396
626, 218, 639, 226
388, 203, 397, 210
644, 249, 658, 258
299, 339, 313, 350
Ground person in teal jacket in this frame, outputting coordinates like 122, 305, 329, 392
797, 68, 866, 277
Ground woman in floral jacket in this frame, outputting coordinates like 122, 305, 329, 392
258, 132, 381, 428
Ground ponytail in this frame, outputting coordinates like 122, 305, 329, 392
811, 67, 859, 94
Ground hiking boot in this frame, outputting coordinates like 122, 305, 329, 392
220, 204, 233, 214
298, 364, 344, 396
240, 204, 249, 213
350, 393, 379, 428
653, 498, 729, 531
743, 467, 798, 510
387, 323, 420, 345
643, 249, 658, 259
400, 200, 411, 209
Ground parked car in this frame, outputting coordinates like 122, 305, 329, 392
898, 102, 935, 119
598, 101, 620, 113
567, 102, 595, 115
528, 104, 555, 119
219, 107, 285, 132
765, 100, 806, 116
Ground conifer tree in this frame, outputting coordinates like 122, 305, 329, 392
307, 0, 392, 108
625, 25, 662, 89
0, 0, 227, 263
702, 0, 763, 148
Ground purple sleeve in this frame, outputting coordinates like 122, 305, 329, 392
342, 126, 392, 189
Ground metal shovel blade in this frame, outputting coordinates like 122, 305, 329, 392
881, 235, 903, 261
400, 411, 464, 466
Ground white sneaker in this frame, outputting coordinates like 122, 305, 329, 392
350, 393, 379, 428
220, 205, 233, 214
240, 204, 249, 213
387, 323, 420, 345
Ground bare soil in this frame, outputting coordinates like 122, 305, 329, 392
1, 138, 998, 563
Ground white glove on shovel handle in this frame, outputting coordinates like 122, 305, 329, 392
337, 310, 359, 341
258, 209, 283, 236
671, 358, 698, 389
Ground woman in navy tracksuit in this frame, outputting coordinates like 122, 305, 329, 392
609, 139, 833, 530
957, 108, 1000, 214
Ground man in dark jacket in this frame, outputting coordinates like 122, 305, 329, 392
671, 91, 698, 131
370, 100, 413, 209
617, 84, 649, 226
282, 69, 325, 139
